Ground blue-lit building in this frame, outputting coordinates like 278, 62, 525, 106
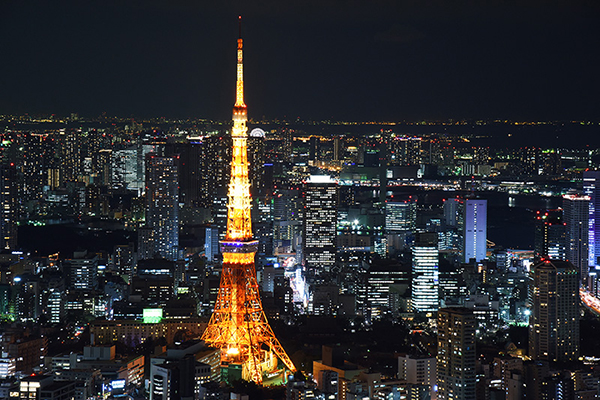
204, 227, 219, 262
463, 199, 487, 263
584, 171, 600, 268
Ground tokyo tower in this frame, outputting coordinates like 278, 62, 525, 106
201, 17, 296, 384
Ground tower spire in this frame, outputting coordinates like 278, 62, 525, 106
201, 18, 296, 384
234, 15, 246, 111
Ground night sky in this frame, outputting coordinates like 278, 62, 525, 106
1, 0, 599, 121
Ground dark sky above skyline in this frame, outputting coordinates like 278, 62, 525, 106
1, 0, 599, 121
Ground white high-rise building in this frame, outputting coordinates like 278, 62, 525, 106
398, 354, 436, 399
464, 199, 487, 263
303, 175, 337, 272
386, 199, 417, 233
112, 145, 154, 194
411, 233, 439, 313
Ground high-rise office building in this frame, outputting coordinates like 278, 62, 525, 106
443, 197, 463, 229
204, 133, 232, 208
309, 136, 319, 162
165, 140, 203, 207
398, 354, 436, 399
0, 163, 17, 251
437, 307, 476, 400
204, 227, 220, 262
333, 137, 342, 162
385, 198, 417, 233
540, 149, 562, 175
521, 147, 540, 175
529, 259, 579, 363
367, 262, 411, 320
145, 153, 179, 261
60, 129, 83, 183
534, 211, 566, 261
248, 128, 265, 197
464, 199, 487, 263
411, 233, 439, 313
64, 252, 99, 291
303, 175, 337, 272
390, 137, 422, 166
563, 194, 589, 281
583, 171, 600, 268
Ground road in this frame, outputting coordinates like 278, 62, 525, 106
580, 289, 600, 316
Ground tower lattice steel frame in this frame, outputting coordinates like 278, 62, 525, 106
201, 17, 296, 384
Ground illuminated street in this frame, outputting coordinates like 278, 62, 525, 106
581, 289, 600, 316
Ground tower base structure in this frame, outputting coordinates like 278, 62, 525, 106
202, 240, 296, 384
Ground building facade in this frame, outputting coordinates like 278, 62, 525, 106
529, 259, 579, 363
411, 233, 439, 313
145, 154, 179, 261
437, 307, 476, 400
583, 171, 600, 269
563, 194, 590, 282
303, 175, 338, 273
464, 199, 487, 263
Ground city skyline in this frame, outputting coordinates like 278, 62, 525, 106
1, 1, 600, 122
3, 3, 600, 398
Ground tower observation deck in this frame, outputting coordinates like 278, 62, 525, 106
201, 16, 296, 384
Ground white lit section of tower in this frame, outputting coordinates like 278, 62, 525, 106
227, 16, 252, 242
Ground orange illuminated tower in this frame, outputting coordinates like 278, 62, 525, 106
201, 17, 296, 384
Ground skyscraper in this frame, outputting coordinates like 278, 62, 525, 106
583, 171, 600, 268
411, 233, 439, 313
443, 197, 463, 229
309, 136, 319, 162
437, 307, 476, 400
201, 18, 295, 384
563, 194, 589, 282
534, 211, 566, 261
389, 136, 422, 166
247, 128, 265, 197
463, 199, 487, 263
303, 175, 337, 273
529, 259, 579, 363
165, 139, 203, 207
0, 163, 17, 251
145, 153, 179, 261
385, 198, 417, 233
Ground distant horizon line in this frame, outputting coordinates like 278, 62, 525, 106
2, 113, 599, 126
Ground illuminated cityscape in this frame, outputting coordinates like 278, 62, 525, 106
0, 2, 600, 399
